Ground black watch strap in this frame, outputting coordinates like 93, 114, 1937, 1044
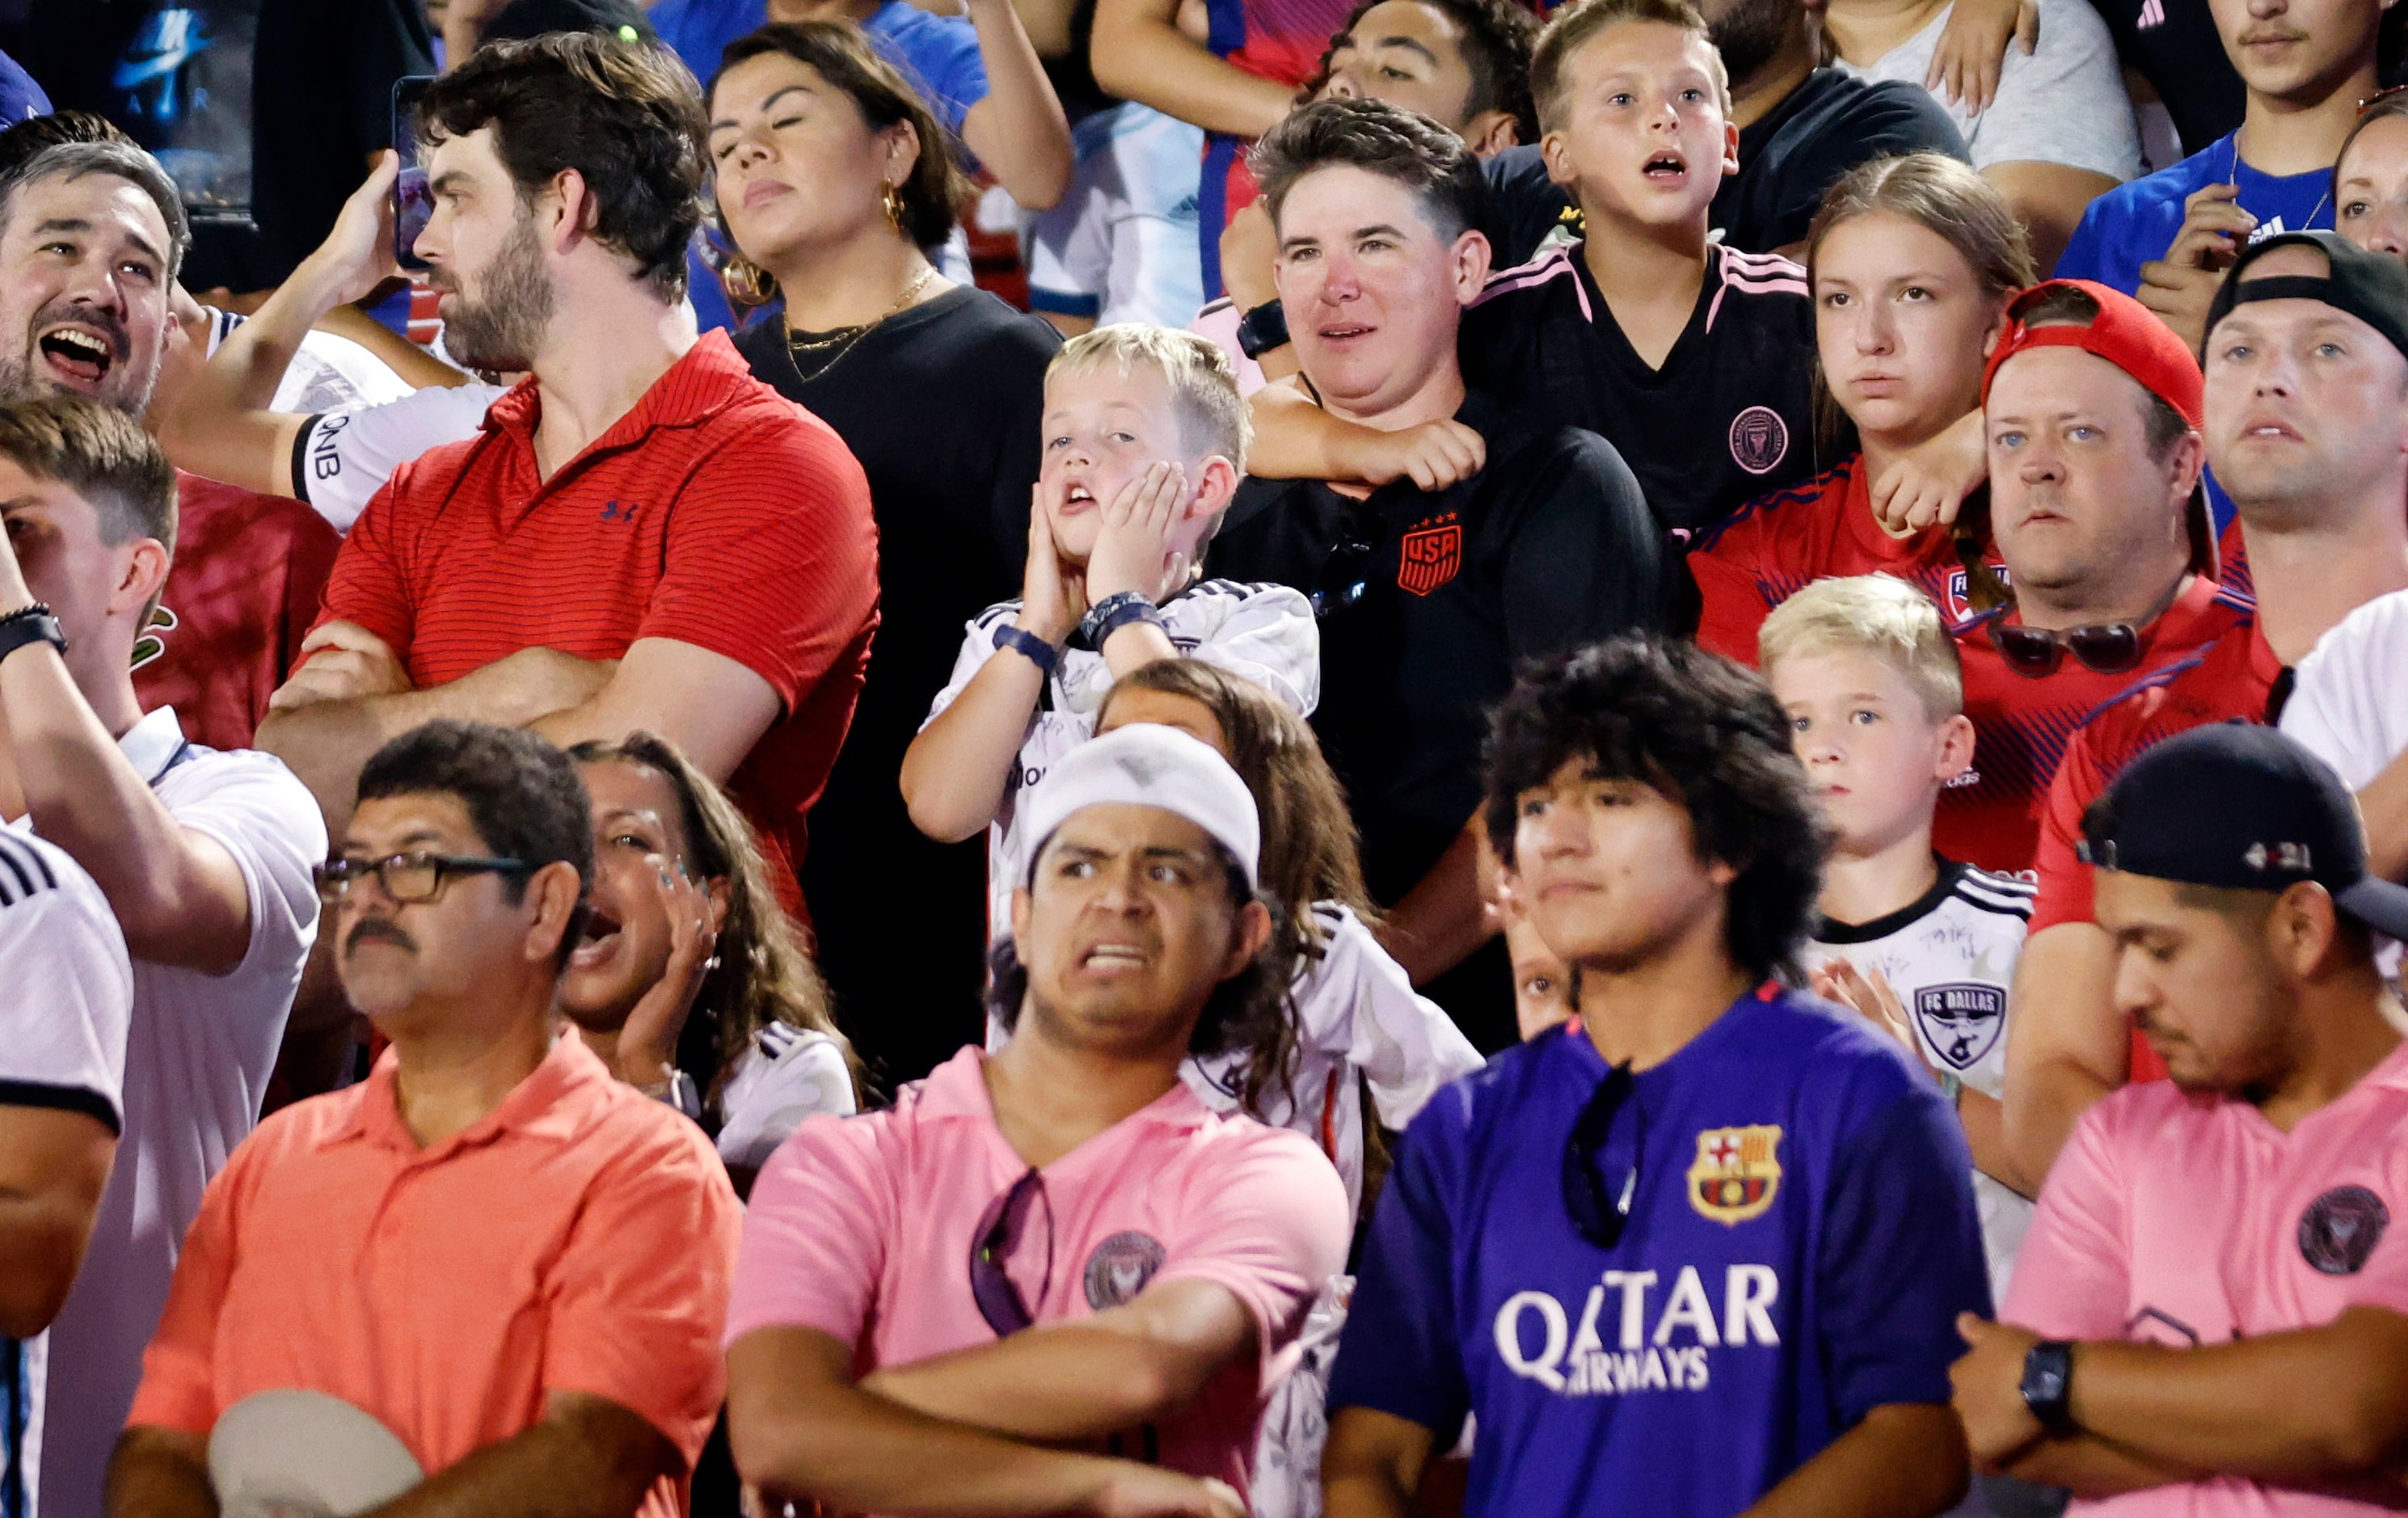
0, 604, 65, 666
1235, 299, 1290, 360
2020, 1339, 2075, 1433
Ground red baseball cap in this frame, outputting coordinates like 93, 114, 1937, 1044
1980, 279, 2204, 429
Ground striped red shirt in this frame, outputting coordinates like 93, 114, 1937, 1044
318, 331, 879, 905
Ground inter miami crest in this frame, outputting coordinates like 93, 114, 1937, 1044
2299, 1186, 2390, 1276
1398, 517, 1461, 597
1912, 982, 2007, 1071
1688, 1124, 1782, 1225
1727, 406, 1790, 476
1083, 1231, 1167, 1308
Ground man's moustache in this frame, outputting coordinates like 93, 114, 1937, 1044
347, 917, 417, 954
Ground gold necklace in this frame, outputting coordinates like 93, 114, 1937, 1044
781, 265, 939, 377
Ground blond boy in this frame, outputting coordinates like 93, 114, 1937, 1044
902, 324, 1318, 937
1761, 574, 2035, 1295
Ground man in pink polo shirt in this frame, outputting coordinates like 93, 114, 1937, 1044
725, 723, 1351, 1516
1950, 723, 2408, 1512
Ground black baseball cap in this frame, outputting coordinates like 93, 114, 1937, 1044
2204, 229, 2408, 367
2078, 723, 2408, 938
479, 0, 659, 47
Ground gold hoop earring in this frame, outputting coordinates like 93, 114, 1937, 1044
723, 253, 777, 308
882, 182, 905, 231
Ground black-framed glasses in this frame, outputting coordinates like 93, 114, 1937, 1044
1562, 1060, 1646, 1250
313, 852, 535, 905
968, 1168, 1054, 1337
1310, 524, 1378, 619
1985, 618, 2144, 679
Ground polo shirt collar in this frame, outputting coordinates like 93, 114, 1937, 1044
915, 1044, 1214, 1139
480, 328, 759, 455
327, 1026, 611, 1157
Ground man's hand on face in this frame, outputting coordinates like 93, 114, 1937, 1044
269, 620, 413, 711
1950, 1313, 2050, 1472
1083, 460, 1191, 605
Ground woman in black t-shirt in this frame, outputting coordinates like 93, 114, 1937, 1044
706, 22, 1062, 1090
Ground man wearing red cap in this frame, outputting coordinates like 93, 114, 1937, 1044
1934, 277, 2250, 879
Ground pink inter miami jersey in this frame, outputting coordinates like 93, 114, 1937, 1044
2005, 1037, 2408, 1514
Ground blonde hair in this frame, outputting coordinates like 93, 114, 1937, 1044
1757, 575, 1963, 722
1048, 323, 1251, 470
1529, 0, 1727, 135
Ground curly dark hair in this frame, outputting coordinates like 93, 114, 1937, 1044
1301, 0, 1540, 143
356, 721, 594, 964
1482, 635, 1828, 985
1252, 96, 1487, 242
985, 837, 1288, 1066
710, 21, 971, 251
419, 31, 707, 299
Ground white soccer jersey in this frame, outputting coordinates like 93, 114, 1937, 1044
0, 832, 133, 1518
1807, 858, 2035, 1295
292, 381, 509, 533
36, 707, 325, 1518
1185, 903, 1485, 1218
922, 578, 1320, 938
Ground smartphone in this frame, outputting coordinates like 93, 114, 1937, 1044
392, 75, 436, 272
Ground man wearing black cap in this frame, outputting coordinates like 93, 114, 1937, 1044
1953, 723, 2408, 1506
2005, 230, 2408, 1194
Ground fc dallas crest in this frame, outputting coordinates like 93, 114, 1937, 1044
1398, 517, 1461, 596
1688, 1124, 1782, 1225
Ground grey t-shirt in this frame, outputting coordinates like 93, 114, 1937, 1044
1837, 0, 2142, 180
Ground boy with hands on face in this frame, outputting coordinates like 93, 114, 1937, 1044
903, 325, 1318, 938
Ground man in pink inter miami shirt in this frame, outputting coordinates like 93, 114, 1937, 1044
1950, 723, 2408, 1512
723, 723, 1351, 1517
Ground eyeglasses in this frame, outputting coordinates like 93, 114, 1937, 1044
968, 1168, 1054, 1337
313, 852, 535, 905
1562, 1060, 1645, 1250
1310, 521, 1378, 619
1985, 618, 2145, 679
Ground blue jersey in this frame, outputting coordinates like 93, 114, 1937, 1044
1329, 990, 1990, 1518
2056, 133, 2334, 296
651, 0, 990, 132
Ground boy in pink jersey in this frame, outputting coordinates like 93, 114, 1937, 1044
725, 723, 1351, 1517
1950, 723, 2408, 1512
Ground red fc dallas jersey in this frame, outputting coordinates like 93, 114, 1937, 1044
1689, 453, 2007, 663
2027, 618, 2281, 1084
132, 473, 341, 752
1935, 577, 2254, 875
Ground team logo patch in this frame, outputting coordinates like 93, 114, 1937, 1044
1728, 407, 1790, 475
1398, 520, 1462, 596
1687, 1125, 1782, 1225
1912, 983, 2006, 1072
2299, 1185, 2389, 1276
129, 603, 177, 673
1083, 1231, 1167, 1308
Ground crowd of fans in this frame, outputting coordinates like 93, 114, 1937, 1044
7, 0, 2408, 1512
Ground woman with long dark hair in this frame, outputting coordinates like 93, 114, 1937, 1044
559, 732, 856, 1193
706, 23, 1063, 1087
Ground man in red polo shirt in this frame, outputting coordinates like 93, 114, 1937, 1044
255, 33, 877, 908
1933, 278, 2250, 877
1996, 233, 2408, 1194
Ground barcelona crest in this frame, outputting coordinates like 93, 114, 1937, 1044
1688, 1124, 1782, 1225
1398, 521, 1461, 596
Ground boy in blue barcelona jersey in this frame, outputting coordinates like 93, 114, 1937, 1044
1322, 634, 1992, 1518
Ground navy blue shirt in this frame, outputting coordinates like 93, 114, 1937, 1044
2056, 133, 2335, 295
1330, 991, 1991, 1518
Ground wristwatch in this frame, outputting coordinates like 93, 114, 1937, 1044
991, 622, 1060, 678
1235, 299, 1290, 360
0, 602, 66, 666
2020, 1339, 2076, 1433
1079, 590, 1165, 649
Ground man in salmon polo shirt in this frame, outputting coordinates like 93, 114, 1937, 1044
1950, 723, 2408, 1509
725, 723, 1351, 1517
255, 31, 878, 908
108, 721, 741, 1517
